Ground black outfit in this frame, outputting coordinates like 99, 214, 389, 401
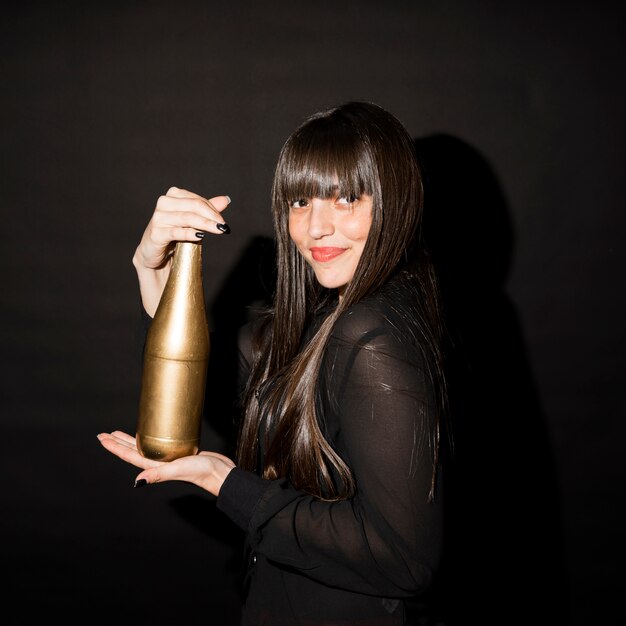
215, 288, 444, 625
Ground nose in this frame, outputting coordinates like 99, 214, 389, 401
307, 198, 334, 239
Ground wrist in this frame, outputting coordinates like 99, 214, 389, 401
133, 251, 171, 318
213, 462, 236, 496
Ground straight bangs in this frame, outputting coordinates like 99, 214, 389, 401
274, 119, 377, 209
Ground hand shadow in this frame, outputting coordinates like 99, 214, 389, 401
414, 134, 569, 626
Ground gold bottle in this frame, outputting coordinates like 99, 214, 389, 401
136, 241, 209, 461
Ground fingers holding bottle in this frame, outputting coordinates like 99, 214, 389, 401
135, 188, 232, 271
164, 186, 231, 236
133, 188, 232, 316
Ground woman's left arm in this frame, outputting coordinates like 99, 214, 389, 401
217, 303, 443, 597
97, 430, 236, 495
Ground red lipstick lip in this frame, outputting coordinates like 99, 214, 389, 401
310, 247, 346, 262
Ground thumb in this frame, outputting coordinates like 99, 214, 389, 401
132, 466, 170, 488
205, 194, 231, 214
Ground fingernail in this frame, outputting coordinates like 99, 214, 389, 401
216, 223, 231, 234
195, 231, 205, 239
134, 479, 148, 488
225, 195, 231, 205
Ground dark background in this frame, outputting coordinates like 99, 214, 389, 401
2, 1, 624, 625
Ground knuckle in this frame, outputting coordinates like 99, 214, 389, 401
193, 198, 207, 212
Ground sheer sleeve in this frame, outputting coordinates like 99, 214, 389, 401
218, 298, 443, 598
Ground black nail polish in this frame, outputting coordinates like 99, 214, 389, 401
134, 479, 148, 488
216, 223, 231, 234
195, 231, 205, 239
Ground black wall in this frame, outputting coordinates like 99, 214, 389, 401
2, 1, 624, 625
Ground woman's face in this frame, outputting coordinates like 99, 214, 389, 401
288, 193, 373, 298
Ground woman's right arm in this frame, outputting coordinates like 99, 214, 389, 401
97, 187, 235, 493
132, 186, 231, 316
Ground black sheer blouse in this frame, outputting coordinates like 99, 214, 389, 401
217, 291, 444, 625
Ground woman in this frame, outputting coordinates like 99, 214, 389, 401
98, 101, 449, 625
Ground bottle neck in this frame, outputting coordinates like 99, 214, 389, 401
170, 241, 203, 280
155, 241, 205, 319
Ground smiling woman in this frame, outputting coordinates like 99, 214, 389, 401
288, 193, 373, 295
98, 101, 450, 625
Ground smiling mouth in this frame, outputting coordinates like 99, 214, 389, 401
310, 247, 346, 262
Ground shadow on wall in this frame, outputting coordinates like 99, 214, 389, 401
205, 234, 277, 454
414, 134, 569, 625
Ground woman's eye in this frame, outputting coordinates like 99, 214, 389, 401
336, 194, 359, 205
290, 199, 309, 208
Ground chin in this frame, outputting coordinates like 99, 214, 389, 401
314, 275, 349, 291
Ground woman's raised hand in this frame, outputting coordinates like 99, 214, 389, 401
134, 186, 231, 270
133, 187, 231, 316
97, 431, 236, 497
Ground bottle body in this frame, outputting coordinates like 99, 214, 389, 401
136, 241, 209, 461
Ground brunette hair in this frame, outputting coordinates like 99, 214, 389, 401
236, 101, 446, 500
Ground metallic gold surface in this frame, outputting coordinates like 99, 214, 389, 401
136, 241, 209, 461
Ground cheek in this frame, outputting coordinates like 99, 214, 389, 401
342, 213, 372, 242
288, 214, 310, 255
288, 214, 300, 244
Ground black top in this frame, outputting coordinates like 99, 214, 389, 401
216, 290, 444, 625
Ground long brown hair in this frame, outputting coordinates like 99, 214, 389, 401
236, 101, 446, 500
